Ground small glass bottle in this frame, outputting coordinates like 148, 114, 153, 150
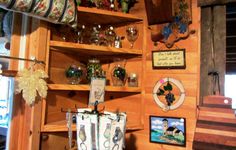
128, 73, 138, 87
114, 36, 122, 48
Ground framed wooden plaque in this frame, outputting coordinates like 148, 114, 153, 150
152, 49, 186, 69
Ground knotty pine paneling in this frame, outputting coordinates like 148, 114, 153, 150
125, 0, 200, 149
42, 0, 200, 149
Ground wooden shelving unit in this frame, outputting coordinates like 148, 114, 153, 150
77, 6, 142, 25
41, 6, 145, 134
42, 120, 143, 132
50, 41, 143, 55
48, 84, 142, 93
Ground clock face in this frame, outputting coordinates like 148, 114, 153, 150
153, 77, 185, 111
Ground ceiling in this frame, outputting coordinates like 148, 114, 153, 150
226, 3, 236, 74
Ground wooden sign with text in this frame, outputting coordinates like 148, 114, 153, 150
152, 49, 186, 69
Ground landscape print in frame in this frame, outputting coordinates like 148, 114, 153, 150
150, 116, 186, 147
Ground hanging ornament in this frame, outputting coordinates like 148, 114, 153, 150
153, 77, 185, 111
15, 68, 48, 105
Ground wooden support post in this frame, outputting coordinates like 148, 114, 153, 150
214, 6, 226, 95
8, 14, 49, 150
28, 19, 49, 150
200, 6, 226, 104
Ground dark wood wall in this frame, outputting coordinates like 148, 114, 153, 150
226, 3, 236, 74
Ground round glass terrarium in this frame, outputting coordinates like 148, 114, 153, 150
111, 59, 127, 86
65, 65, 83, 84
86, 58, 103, 83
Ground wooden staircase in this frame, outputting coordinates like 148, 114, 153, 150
193, 96, 236, 150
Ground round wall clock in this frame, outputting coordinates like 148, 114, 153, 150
153, 77, 185, 111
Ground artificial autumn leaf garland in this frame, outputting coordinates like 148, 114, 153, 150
15, 69, 48, 105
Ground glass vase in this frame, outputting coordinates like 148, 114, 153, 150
86, 58, 103, 83
111, 59, 127, 86
65, 65, 83, 84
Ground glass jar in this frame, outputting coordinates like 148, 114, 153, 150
111, 59, 127, 86
87, 58, 103, 83
128, 73, 138, 87
65, 64, 83, 84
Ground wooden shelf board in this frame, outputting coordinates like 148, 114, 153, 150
77, 6, 142, 25
48, 84, 90, 91
48, 84, 141, 93
41, 120, 143, 132
50, 41, 142, 55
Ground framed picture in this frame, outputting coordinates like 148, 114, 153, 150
152, 49, 186, 69
149, 116, 186, 147
89, 77, 106, 105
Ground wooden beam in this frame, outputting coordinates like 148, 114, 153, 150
200, 6, 226, 104
226, 52, 236, 55
28, 19, 49, 150
227, 35, 236, 38
8, 13, 49, 150
226, 18, 236, 21
198, 0, 236, 7
213, 5, 226, 95
200, 8, 213, 105
8, 13, 24, 150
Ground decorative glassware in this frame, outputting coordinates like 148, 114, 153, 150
128, 73, 138, 87
109, 0, 115, 10
90, 24, 102, 45
105, 26, 116, 47
126, 25, 139, 48
98, 33, 108, 46
65, 65, 83, 84
114, 36, 122, 48
111, 59, 127, 86
87, 58, 103, 83
77, 24, 86, 44
121, 0, 129, 13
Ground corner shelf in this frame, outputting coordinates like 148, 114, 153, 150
41, 120, 143, 132
41, 6, 145, 139
50, 41, 143, 55
48, 84, 141, 93
77, 6, 143, 25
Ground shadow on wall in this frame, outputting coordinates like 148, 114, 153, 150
125, 133, 137, 150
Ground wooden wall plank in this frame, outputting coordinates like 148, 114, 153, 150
128, 0, 200, 149
8, 13, 24, 150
